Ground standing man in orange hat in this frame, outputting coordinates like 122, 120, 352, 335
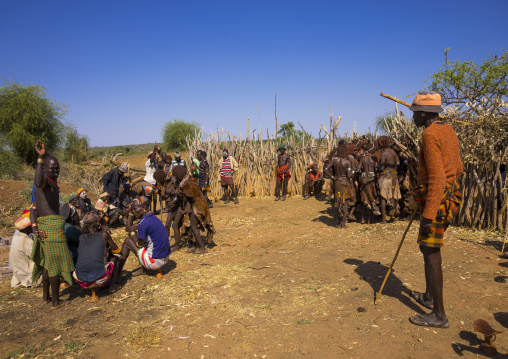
408, 91, 463, 329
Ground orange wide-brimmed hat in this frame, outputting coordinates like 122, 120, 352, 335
409, 91, 443, 113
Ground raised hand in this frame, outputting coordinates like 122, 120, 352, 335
35, 140, 46, 157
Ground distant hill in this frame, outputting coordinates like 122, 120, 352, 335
88, 143, 154, 160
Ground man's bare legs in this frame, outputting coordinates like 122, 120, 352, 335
41, 269, 63, 308
113, 236, 141, 287
172, 207, 184, 249
274, 181, 282, 201
380, 198, 388, 224
282, 178, 289, 201
188, 214, 207, 253
410, 245, 448, 327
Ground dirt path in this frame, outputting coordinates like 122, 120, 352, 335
1, 196, 507, 358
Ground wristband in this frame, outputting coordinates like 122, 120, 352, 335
112, 247, 121, 254
32, 223, 37, 227
37, 158, 44, 164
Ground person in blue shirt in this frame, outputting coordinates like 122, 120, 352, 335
112, 199, 171, 287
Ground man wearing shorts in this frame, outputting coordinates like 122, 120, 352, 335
408, 91, 463, 329
114, 200, 171, 282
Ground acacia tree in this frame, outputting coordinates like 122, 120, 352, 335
161, 119, 201, 151
278, 122, 296, 137
277, 121, 311, 146
0, 80, 66, 164
428, 49, 508, 118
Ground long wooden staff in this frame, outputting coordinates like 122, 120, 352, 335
375, 207, 419, 304
379, 93, 468, 125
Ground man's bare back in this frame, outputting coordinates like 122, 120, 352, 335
331, 157, 351, 178
379, 148, 399, 171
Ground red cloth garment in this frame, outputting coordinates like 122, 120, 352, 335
309, 171, 321, 182
277, 164, 291, 183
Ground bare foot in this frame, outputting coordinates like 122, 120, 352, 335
50, 300, 66, 310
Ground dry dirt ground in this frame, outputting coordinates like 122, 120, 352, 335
1, 194, 508, 359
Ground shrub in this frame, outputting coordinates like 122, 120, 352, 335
161, 119, 201, 151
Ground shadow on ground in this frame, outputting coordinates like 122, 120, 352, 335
344, 258, 425, 313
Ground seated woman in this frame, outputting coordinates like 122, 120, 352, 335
73, 213, 121, 294
76, 188, 97, 216
9, 210, 39, 288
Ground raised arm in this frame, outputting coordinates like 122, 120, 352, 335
34, 140, 47, 188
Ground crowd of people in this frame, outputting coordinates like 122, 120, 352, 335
8, 142, 221, 307
8, 91, 504, 330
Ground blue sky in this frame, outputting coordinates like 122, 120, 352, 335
1, 0, 507, 146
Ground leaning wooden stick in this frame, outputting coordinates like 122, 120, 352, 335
379, 92, 469, 125
375, 207, 419, 304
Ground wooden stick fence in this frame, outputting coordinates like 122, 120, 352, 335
186, 115, 343, 198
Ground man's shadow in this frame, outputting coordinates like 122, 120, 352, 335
344, 258, 425, 313
312, 207, 337, 227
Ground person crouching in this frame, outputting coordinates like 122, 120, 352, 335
73, 213, 121, 293
113, 199, 171, 285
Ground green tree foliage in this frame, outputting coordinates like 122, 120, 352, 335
375, 111, 397, 133
0, 134, 23, 178
428, 49, 508, 117
0, 80, 66, 164
63, 124, 89, 163
161, 119, 201, 151
277, 121, 312, 145
278, 122, 297, 137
